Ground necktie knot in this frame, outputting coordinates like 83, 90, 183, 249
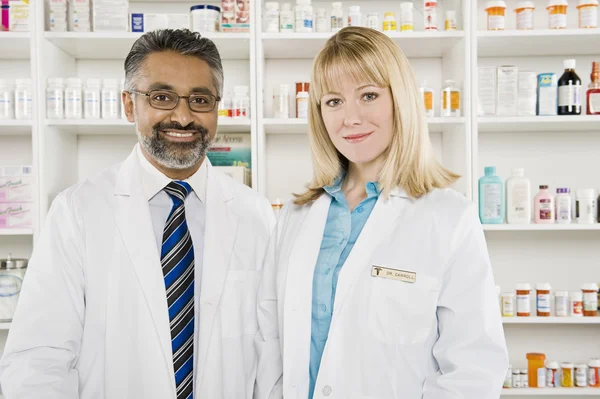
165, 181, 192, 205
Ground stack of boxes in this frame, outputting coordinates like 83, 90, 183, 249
221, 0, 250, 32
69, 0, 91, 32
48, 0, 68, 32
93, 0, 128, 32
0, 166, 33, 230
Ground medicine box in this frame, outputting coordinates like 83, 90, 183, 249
478, 67, 496, 116
221, 0, 250, 32
207, 133, 251, 169
0, 203, 32, 229
537, 73, 558, 116
8, 0, 29, 32
518, 71, 538, 116
130, 13, 189, 32
93, 0, 129, 32
0, 166, 33, 203
496, 66, 518, 117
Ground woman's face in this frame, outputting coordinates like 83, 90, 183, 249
320, 74, 395, 167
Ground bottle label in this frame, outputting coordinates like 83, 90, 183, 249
579, 7, 598, 28
423, 92, 433, 111
509, 184, 529, 218
517, 294, 530, 313
481, 183, 502, 219
557, 196, 572, 222
584, 292, 598, 311
488, 15, 505, 30
555, 297, 568, 316
537, 293, 551, 313
517, 10, 533, 29
539, 199, 553, 220
331, 16, 343, 30
383, 20, 397, 31
558, 84, 581, 107
549, 13, 567, 29
424, 6, 437, 30
590, 93, 600, 114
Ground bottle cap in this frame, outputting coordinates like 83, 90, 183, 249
486, 1, 507, 10
265, 2, 279, 10
536, 283, 551, 291
401, 2, 414, 11
66, 77, 82, 87
349, 5, 360, 12
564, 59, 576, 70
571, 291, 583, 300
582, 283, 599, 291
516, 283, 532, 291
527, 353, 547, 360
589, 359, 600, 368
484, 166, 496, 176
548, 0, 569, 7
555, 290, 569, 297
516, 1, 535, 9
576, 188, 596, 198
556, 188, 570, 193
15, 78, 31, 87
539, 185, 548, 189
546, 361, 559, 369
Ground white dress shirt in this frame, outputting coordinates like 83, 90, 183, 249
135, 144, 207, 393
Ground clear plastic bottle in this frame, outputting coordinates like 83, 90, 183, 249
232, 85, 250, 119
265, 2, 280, 33
0, 79, 14, 120
419, 81, 434, 117
84, 78, 101, 119
316, 8, 328, 32
46, 77, 64, 119
348, 5, 361, 27
102, 78, 120, 119
65, 77, 83, 119
14, 78, 32, 120
295, 0, 313, 33
331, 2, 344, 32
273, 84, 291, 119
280, 3, 295, 32
441, 80, 461, 117
366, 13, 380, 30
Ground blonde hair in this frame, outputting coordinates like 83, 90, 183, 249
294, 27, 459, 205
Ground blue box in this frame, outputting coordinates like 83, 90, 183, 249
537, 73, 558, 116
131, 13, 144, 32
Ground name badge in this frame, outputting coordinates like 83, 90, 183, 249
371, 265, 416, 284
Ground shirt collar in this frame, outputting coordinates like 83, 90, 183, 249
136, 144, 208, 203
324, 173, 381, 201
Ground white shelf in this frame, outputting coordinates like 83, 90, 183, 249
484, 224, 600, 231
44, 32, 251, 60
0, 323, 10, 330
478, 116, 600, 133
262, 31, 465, 59
46, 118, 251, 134
477, 29, 600, 57
0, 229, 33, 236
0, 120, 33, 135
0, 32, 30, 60
501, 388, 600, 396
503, 317, 600, 324
263, 117, 465, 135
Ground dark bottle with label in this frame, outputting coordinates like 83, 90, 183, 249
558, 59, 582, 115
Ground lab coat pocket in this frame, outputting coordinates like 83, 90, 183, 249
221, 270, 260, 337
368, 272, 439, 345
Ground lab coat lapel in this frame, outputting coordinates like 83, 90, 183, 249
112, 148, 176, 396
283, 194, 330, 382
197, 165, 239, 384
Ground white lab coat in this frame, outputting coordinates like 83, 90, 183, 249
255, 187, 508, 399
0, 147, 275, 399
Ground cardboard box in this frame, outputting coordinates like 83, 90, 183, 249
517, 71, 538, 116
537, 73, 558, 116
0, 203, 32, 229
221, 0, 249, 32
496, 65, 518, 117
478, 67, 496, 116
207, 133, 251, 169
8, 0, 29, 32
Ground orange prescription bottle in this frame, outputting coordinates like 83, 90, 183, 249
515, 1, 535, 30
485, 1, 507, 30
589, 359, 600, 387
547, 0, 568, 29
536, 283, 551, 316
583, 283, 599, 316
516, 283, 532, 317
527, 353, 546, 388
577, 0, 599, 28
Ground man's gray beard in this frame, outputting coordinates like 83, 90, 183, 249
134, 103, 212, 170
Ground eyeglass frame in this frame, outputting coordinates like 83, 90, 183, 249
128, 89, 221, 113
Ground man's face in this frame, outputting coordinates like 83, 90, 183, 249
123, 51, 219, 170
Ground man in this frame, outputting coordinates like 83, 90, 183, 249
0, 29, 274, 399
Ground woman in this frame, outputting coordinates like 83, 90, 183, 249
255, 27, 508, 399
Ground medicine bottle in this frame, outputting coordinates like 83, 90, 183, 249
441, 80, 460, 117
534, 185, 555, 224
555, 291, 569, 317
0, 79, 14, 120
46, 77, 65, 119
348, 6, 361, 27
583, 283, 599, 316
84, 78, 101, 119
445, 10, 457, 30
546, 361, 559, 387
571, 291, 584, 316
280, 3, 295, 32
536, 283, 551, 317
264, 2, 280, 33
527, 353, 546, 388
512, 369, 520, 388
555, 188, 572, 223
516, 283, 531, 317
420, 81, 434, 117
576, 364, 589, 387
295, 0, 313, 33
296, 91, 309, 119
218, 91, 232, 118
521, 369, 528, 387
485, 1, 507, 30
400, 2, 414, 31
576, 189, 596, 224
102, 79, 120, 119
14, 78, 32, 120
547, 0, 568, 29
65, 78, 83, 119
577, 0, 599, 28
501, 292, 515, 317
562, 362, 575, 388
503, 366, 512, 388
233, 85, 250, 119
589, 359, 600, 387
366, 13, 379, 31
383, 11, 397, 32
331, 2, 343, 32
424, 0, 437, 30
316, 8, 328, 32
273, 84, 290, 119
558, 59, 582, 115
515, 1, 535, 30
588, 61, 600, 115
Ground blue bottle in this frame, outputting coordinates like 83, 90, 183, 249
479, 166, 504, 224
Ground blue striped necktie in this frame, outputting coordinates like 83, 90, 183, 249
161, 181, 195, 399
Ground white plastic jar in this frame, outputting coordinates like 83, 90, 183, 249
273, 84, 290, 119
46, 77, 64, 119
295, 0, 313, 33
331, 2, 343, 32
191, 5, 221, 33
0, 79, 14, 120
400, 2, 414, 31
577, 0, 599, 28
65, 77, 83, 119
576, 189, 596, 224
424, 0, 438, 30
264, 2, 280, 33
366, 13, 379, 30
84, 78, 101, 119
14, 79, 32, 120
515, 1, 535, 30
316, 8, 328, 32
555, 291, 569, 317
232, 85, 250, 119
280, 3, 295, 32
348, 5, 361, 27
102, 79, 120, 119
296, 91, 309, 119
555, 188, 572, 223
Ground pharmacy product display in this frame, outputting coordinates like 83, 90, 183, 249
504, 354, 600, 389
0, 0, 30, 31
262, 0, 458, 33
0, 79, 33, 120
269, 82, 310, 119
207, 133, 251, 185
499, 282, 599, 318
0, 165, 33, 230
477, 60, 599, 117
478, 167, 600, 225
419, 80, 462, 118
218, 86, 251, 119
0, 254, 29, 322
484, 0, 599, 30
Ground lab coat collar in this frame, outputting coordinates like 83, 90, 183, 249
135, 143, 208, 203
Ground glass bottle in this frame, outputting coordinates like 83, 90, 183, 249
558, 59, 582, 115
587, 61, 600, 115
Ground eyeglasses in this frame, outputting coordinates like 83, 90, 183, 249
129, 89, 221, 113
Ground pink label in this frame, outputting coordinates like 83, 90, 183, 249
0, 203, 32, 229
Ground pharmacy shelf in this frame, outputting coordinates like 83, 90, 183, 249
0, 32, 30, 60
0, 323, 10, 330
477, 29, 600, 57
44, 32, 251, 60
503, 317, 600, 324
263, 117, 466, 135
478, 116, 600, 133
0, 120, 33, 136
46, 117, 251, 134
484, 224, 600, 232
0, 229, 33, 236
501, 388, 600, 396
262, 31, 465, 59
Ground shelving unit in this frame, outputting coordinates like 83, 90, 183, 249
484, 224, 600, 231
501, 388, 600, 396
0, 32, 31, 60
0, 121, 33, 136
478, 116, 600, 133
503, 317, 600, 324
